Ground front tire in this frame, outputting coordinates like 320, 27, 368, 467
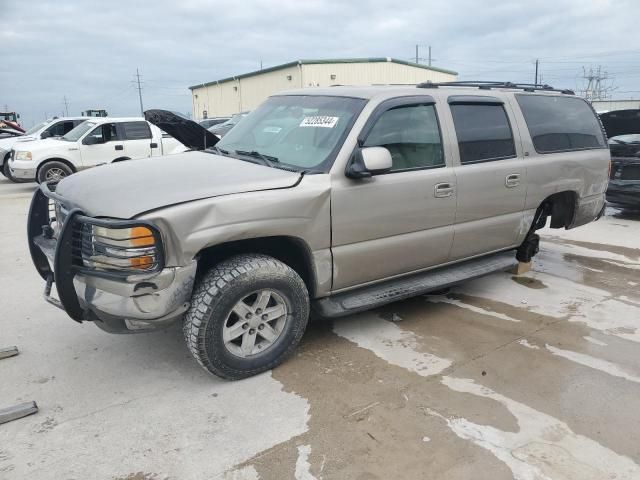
183, 254, 310, 380
37, 161, 73, 184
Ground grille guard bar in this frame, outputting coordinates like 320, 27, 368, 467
28, 186, 85, 321
28, 182, 166, 323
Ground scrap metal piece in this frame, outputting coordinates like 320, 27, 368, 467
0, 346, 19, 360
0, 401, 38, 424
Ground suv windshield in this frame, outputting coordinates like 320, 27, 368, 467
217, 95, 365, 171
62, 121, 96, 142
25, 121, 48, 136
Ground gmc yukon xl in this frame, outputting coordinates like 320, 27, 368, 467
27, 82, 610, 379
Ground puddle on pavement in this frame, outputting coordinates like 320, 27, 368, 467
510, 276, 548, 289
229, 294, 640, 479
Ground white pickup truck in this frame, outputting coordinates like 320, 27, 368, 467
9, 117, 187, 183
0, 117, 89, 179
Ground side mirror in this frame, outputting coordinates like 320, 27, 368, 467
83, 136, 100, 145
345, 146, 393, 179
40, 131, 52, 139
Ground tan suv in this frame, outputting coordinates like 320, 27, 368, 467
27, 82, 610, 379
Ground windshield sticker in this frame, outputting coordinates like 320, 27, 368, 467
299, 116, 339, 128
263, 126, 282, 134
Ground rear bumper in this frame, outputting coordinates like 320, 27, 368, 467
606, 181, 640, 208
568, 193, 606, 229
28, 184, 197, 333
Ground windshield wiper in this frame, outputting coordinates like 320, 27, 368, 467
235, 149, 279, 167
209, 145, 230, 155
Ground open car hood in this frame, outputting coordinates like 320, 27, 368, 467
144, 109, 219, 151
599, 109, 640, 138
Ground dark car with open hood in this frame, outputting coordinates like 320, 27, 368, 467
600, 109, 640, 208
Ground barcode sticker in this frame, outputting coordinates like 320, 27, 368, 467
299, 116, 339, 128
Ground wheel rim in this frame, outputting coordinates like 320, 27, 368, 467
223, 289, 288, 358
45, 167, 67, 181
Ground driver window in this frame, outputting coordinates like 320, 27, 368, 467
364, 104, 444, 172
86, 123, 117, 144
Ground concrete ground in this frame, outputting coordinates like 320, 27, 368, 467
1, 175, 640, 480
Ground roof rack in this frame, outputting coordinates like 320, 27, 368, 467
416, 81, 575, 95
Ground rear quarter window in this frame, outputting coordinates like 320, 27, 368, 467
516, 95, 606, 153
122, 121, 152, 140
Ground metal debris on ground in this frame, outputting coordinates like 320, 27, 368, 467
0, 401, 38, 425
0, 346, 19, 360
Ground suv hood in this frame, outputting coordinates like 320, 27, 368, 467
54, 151, 302, 218
0, 134, 37, 150
145, 109, 219, 150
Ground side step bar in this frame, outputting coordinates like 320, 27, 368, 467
314, 251, 516, 318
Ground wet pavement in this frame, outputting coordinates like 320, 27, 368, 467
1, 176, 639, 479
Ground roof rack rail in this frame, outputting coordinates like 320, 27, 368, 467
417, 81, 575, 95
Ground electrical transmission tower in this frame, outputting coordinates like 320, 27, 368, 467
581, 66, 614, 102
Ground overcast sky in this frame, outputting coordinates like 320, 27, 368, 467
2, 0, 639, 127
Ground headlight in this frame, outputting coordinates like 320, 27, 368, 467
81, 224, 162, 273
15, 151, 32, 161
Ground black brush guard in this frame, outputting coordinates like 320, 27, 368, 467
27, 183, 164, 323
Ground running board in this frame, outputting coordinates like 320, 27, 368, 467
314, 251, 516, 318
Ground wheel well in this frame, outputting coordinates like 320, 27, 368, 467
36, 158, 77, 176
196, 236, 317, 297
2, 152, 9, 166
112, 157, 131, 162
535, 191, 578, 230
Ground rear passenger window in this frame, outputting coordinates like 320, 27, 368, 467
364, 104, 444, 171
450, 104, 516, 164
122, 121, 152, 140
516, 95, 606, 153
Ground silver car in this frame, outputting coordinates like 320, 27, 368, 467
27, 82, 610, 379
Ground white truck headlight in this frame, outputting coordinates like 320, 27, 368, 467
15, 151, 32, 161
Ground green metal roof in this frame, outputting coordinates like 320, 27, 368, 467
188, 57, 458, 90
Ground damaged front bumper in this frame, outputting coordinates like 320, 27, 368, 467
28, 184, 197, 333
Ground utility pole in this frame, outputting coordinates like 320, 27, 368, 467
415, 45, 419, 64
534, 59, 539, 85
63, 96, 69, 116
135, 68, 144, 116
428, 46, 432, 66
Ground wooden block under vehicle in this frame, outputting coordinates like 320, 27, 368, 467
512, 261, 532, 275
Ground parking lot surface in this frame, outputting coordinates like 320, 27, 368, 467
1, 176, 640, 480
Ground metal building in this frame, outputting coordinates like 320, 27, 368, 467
189, 57, 457, 119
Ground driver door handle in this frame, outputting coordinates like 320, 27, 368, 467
115, 145, 124, 151
505, 173, 520, 188
434, 183, 454, 198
